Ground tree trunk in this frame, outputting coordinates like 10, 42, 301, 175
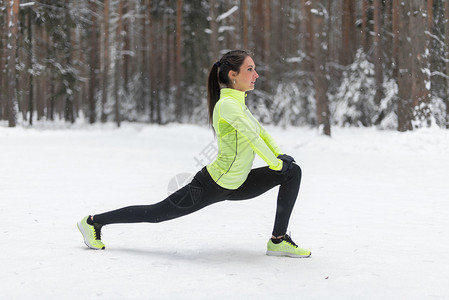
0, 11, 5, 120
241, 0, 248, 50
155, 11, 168, 124
147, 0, 153, 121
427, 0, 433, 30
155, 10, 162, 124
392, 0, 400, 79
300, 0, 314, 75
384, 0, 392, 69
209, 0, 219, 60
64, 0, 74, 123
274, 0, 284, 58
409, 0, 430, 127
445, 0, 449, 128
148, 0, 158, 123
263, 0, 271, 92
101, 0, 110, 122
16, 23, 25, 122
49, 55, 56, 122
263, 0, 270, 64
313, 0, 331, 136
122, 1, 129, 95
139, 0, 148, 115
299, 0, 314, 124
255, 0, 264, 64
361, 0, 369, 52
28, 8, 34, 125
42, 30, 56, 121
161, 12, 168, 107
228, 1, 238, 49
325, 0, 334, 74
88, 0, 99, 124
175, 0, 183, 120
373, 0, 383, 105
168, 18, 175, 91
340, 0, 355, 66
6, 0, 20, 127
397, 0, 413, 131
114, 0, 123, 127
292, 0, 301, 68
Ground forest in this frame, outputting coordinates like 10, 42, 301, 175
1, 0, 449, 135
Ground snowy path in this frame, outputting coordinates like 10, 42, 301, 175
1, 124, 448, 299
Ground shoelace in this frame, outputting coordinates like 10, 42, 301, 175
93, 223, 103, 241
283, 234, 298, 248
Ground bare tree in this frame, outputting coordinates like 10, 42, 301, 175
263, 0, 270, 65
35, 26, 47, 121
300, 0, 314, 75
361, 0, 370, 52
409, 0, 431, 127
209, 0, 219, 60
241, 0, 248, 50
101, 0, 110, 122
63, 0, 75, 123
27, 6, 34, 125
88, 0, 99, 124
373, 0, 384, 105
0, 8, 5, 120
383, 0, 392, 70
445, 0, 449, 128
5, 0, 20, 127
175, 0, 183, 120
397, 0, 413, 131
340, 0, 355, 66
122, 1, 130, 95
115, 0, 123, 126
312, 0, 331, 136
148, 0, 160, 123
392, 0, 400, 79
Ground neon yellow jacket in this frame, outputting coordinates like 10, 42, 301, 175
206, 88, 283, 189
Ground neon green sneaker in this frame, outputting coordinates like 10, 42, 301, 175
266, 234, 311, 258
77, 216, 105, 250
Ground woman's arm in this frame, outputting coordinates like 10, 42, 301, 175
218, 99, 283, 171
258, 123, 283, 157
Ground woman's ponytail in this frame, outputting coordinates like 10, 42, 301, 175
207, 63, 221, 126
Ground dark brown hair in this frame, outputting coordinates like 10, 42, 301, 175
207, 50, 251, 125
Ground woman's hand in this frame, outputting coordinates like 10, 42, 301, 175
276, 154, 296, 174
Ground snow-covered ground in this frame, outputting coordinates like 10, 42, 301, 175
1, 123, 448, 299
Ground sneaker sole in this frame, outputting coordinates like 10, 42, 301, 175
77, 221, 105, 250
266, 250, 311, 258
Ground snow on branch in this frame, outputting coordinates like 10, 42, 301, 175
216, 5, 238, 22
219, 26, 235, 33
20, 2, 35, 8
425, 30, 445, 48
310, 4, 328, 18
285, 54, 306, 63
431, 71, 449, 79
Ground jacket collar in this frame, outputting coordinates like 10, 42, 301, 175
220, 88, 247, 105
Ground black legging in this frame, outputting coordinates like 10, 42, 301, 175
93, 164, 302, 237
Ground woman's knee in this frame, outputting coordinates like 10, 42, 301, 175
290, 163, 302, 180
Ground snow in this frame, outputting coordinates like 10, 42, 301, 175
216, 6, 238, 22
1, 123, 448, 299
19, 2, 35, 8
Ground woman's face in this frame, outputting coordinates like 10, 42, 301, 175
231, 56, 259, 92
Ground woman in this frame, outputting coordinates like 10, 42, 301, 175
78, 50, 311, 258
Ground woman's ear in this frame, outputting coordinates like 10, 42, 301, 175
228, 70, 237, 81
